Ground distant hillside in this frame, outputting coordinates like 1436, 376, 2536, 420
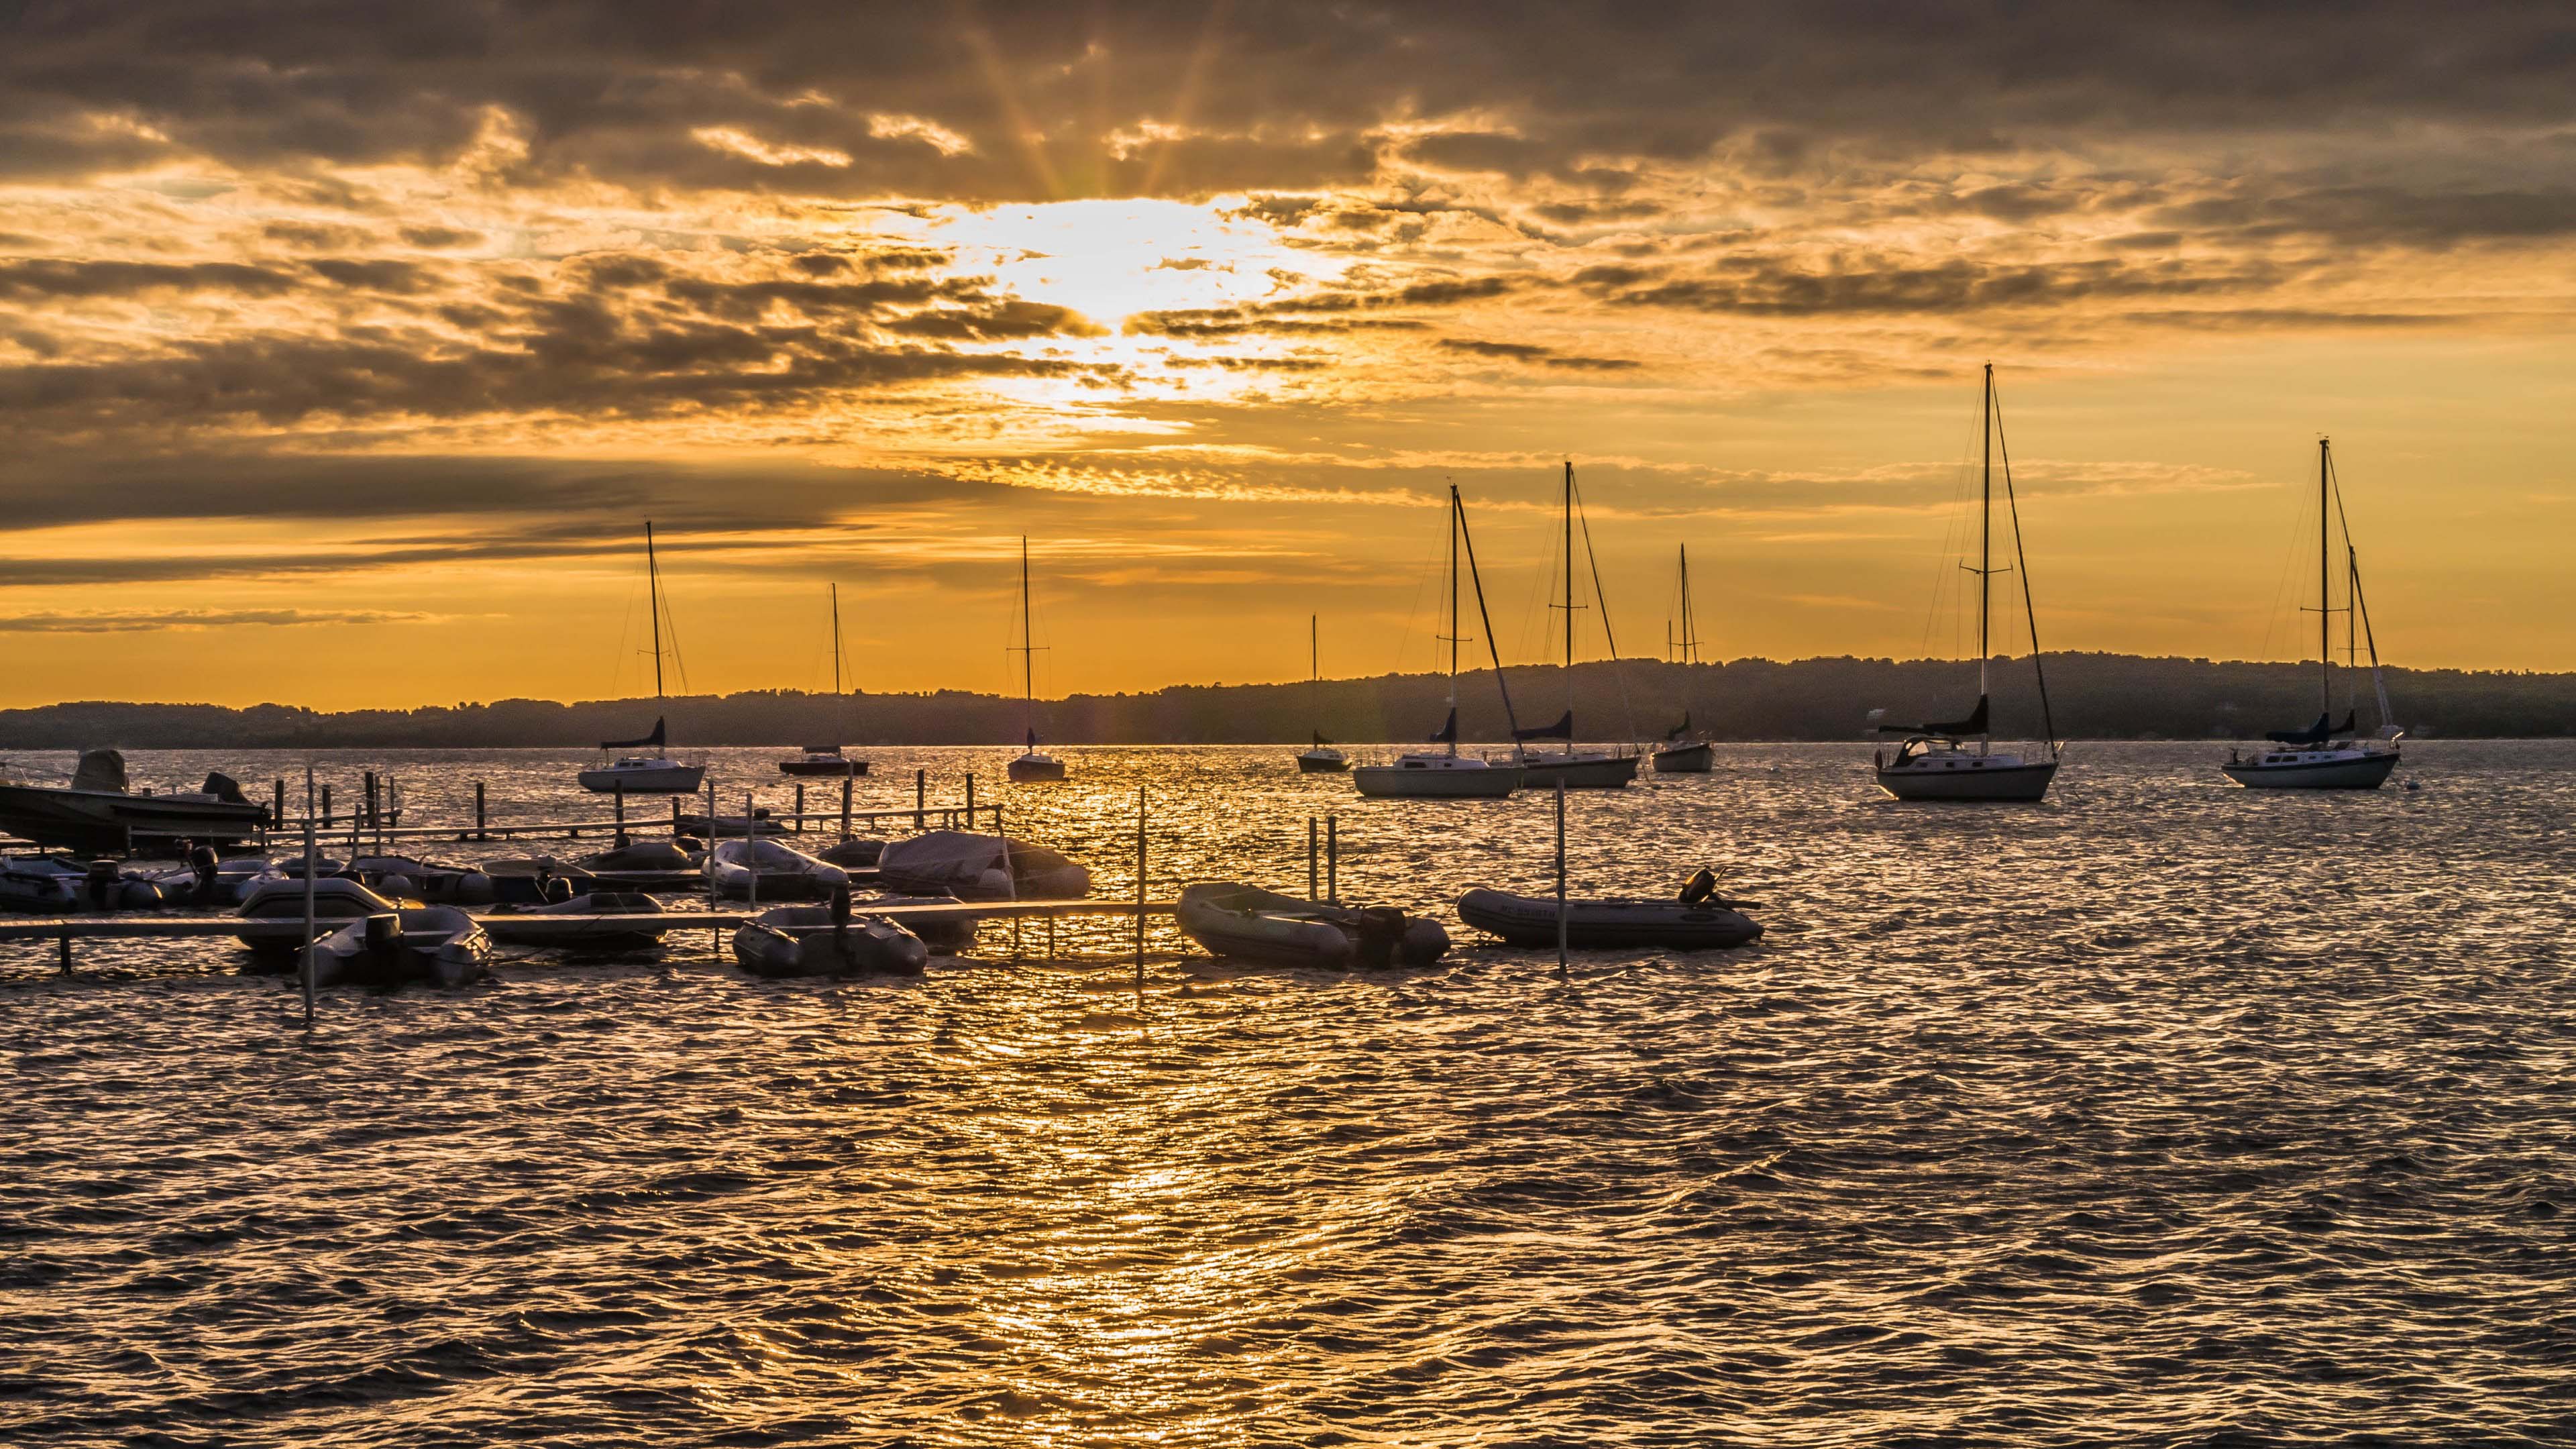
0, 654, 2565, 749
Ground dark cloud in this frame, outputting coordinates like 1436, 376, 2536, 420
0, 258, 303, 300
1601, 256, 2286, 316
1440, 338, 1638, 371
398, 225, 483, 249
0, 608, 431, 632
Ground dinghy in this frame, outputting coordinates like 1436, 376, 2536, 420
676, 810, 789, 838
1455, 881, 1762, 951
1177, 883, 1450, 969
235, 877, 399, 954
343, 854, 496, 906
146, 853, 283, 906
0, 855, 163, 911
877, 830, 1089, 901
479, 857, 606, 904
299, 906, 492, 987
484, 891, 669, 951
731, 904, 927, 978
814, 837, 884, 867
709, 837, 848, 898
579, 839, 697, 872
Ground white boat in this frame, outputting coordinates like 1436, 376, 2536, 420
1874, 365, 2062, 802
2221, 437, 2404, 790
343, 854, 496, 906
1, 855, 88, 912
1297, 616, 1348, 772
234, 877, 400, 955
1176, 882, 1449, 969
1513, 462, 1644, 788
0, 750, 270, 853
146, 853, 284, 906
877, 829, 1089, 900
780, 584, 870, 777
302, 906, 492, 988
732, 904, 926, 978
1005, 536, 1069, 784
708, 837, 849, 898
581, 522, 705, 794
1354, 486, 1527, 800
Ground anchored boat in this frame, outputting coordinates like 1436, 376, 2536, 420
1005, 537, 1069, 783
780, 584, 870, 777
1177, 882, 1450, 969
1455, 883, 1762, 951
0, 749, 269, 853
1516, 461, 1642, 790
580, 522, 704, 795
2221, 437, 2404, 790
1653, 547, 1715, 773
484, 892, 670, 951
1873, 364, 2062, 802
1354, 486, 1526, 800
1297, 615, 1349, 772
732, 904, 927, 978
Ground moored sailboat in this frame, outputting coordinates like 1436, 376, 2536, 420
580, 521, 704, 795
1006, 537, 1068, 783
780, 583, 869, 777
1517, 462, 1640, 790
1297, 614, 1348, 772
1652, 544, 1714, 773
1353, 487, 1525, 800
1872, 365, 2061, 802
2221, 437, 2402, 790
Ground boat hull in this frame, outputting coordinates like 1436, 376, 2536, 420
1296, 750, 1349, 773
1351, 763, 1521, 798
0, 784, 267, 853
2221, 751, 2400, 790
778, 758, 868, 777
1651, 743, 1713, 773
577, 763, 705, 794
1876, 758, 2059, 802
1177, 883, 1448, 969
1007, 753, 1067, 783
1455, 888, 1762, 951
1519, 752, 1641, 789
732, 909, 927, 978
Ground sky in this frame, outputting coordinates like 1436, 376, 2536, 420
2, 1, 2572, 710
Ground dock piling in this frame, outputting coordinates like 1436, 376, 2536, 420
1554, 777, 1568, 979
612, 781, 625, 841
473, 780, 487, 841
302, 769, 318, 1028
793, 784, 805, 834
58, 933, 70, 973
914, 768, 926, 830
1326, 814, 1339, 906
839, 774, 852, 839
1308, 816, 1319, 902
1134, 787, 1146, 991
965, 774, 975, 830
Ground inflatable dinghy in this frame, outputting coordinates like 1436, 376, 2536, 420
1177, 882, 1450, 969
1454, 886, 1761, 951
731, 904, 926, 978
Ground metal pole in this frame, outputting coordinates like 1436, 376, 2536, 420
1308, 816, 1319, 902
1134, 787, 1147, 991
1555, 776, 1568, 978
914, 768, 926, 830
1326, 814, 1339, 906
303, 766, 318, 1028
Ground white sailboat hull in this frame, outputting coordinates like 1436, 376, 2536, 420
1651, 743, 1713, 773
578, 760, 705, 794
1352, 757, 1521, 798
1008, 751, 1067, 783
1876, 754, 2058, 802
1519, 751, 1640, 789
2221, 748, 2399, 790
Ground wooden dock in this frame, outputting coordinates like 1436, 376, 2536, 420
0, 899, 1169, 945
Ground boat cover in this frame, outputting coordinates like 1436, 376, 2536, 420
72, 749, 127, 793
2266, 710, 2358, 746
600, 716, 667, 750
1876, 694, 1988, 738
877, 830, 1090, 900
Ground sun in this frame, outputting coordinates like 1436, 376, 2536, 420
889, 196, 1326, 325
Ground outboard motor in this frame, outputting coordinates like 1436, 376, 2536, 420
188, 842, 220, 904
1354, 907, 1409, 969
1678, 868, 1717, 904
201, 771, 252, 805
85, 859, 121, 910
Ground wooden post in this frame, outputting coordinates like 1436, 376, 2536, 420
839, 773, 852, 839
302, 767, 318, 1029
745, 790, 758, 909
914, 768, 926, 830
273, 778, 286, 826
320, 784, 331, 828
1326, 814, 1339, 906
964, 774, 975, 831
363, 771, 378, 845
1308, 816, 1319, 902
474, 780, 487, 841
613, 781, 626, 841
1555, 776, 1569, 979
794, 783, 805, 834
705, 773, 719, 956
1134, 787, 1146, 991
58, 933, 70, 974
670, 797, 682, 838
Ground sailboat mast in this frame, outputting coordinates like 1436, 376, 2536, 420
1563, 461, 1576, 684
1680, 544, 1695, 665
829, 583, 843, 694
1311, 613, 1319, 684
1978, 365, 1992, 705
1020, 536, 1034, 743
2318, 437, 2332, 715
645, 520, 664, 698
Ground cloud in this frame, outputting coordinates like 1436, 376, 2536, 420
0, 608, 434, 633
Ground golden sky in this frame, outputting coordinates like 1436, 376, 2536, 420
2, 3, 2571, 709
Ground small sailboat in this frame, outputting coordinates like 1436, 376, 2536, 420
1006, 537, 1068, 783
1517, 462, 1640, 790
780, 583, 869, 777
1297, 614, 1348, 773
581, 521, 705, 795
2222, 437, 2403, 789
1873, 365, 2061, 802
1353, 486, 1525, 799
1652, 545, 1714, 773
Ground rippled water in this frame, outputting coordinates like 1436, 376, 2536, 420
5, 742, 2571, 1446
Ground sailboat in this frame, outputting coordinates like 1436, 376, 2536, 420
1297, 614, 1348, 772
1872, 365, 2061, 802
579, 522, 706, 794
1652, 544, 1714, 773
1354, 487, 1525, 799
1517, 462, 1640, 789
780, 583, 869, 777
1006, 537, 1068, 783
2221, 437, 2403, 789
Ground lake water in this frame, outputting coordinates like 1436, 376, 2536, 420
4, 742, 2571, 1446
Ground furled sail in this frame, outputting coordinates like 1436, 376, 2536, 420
600, 716, 667, 751
1513, 710, 1574, 743
1426, 708, 1457, 745
1311, 729, 1334, 747
2265, 710, 2357, 747
1875, 695, 1988, 738
1665, 712, 1692, 742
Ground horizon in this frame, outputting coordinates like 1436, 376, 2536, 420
6, 7, 2576, 708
